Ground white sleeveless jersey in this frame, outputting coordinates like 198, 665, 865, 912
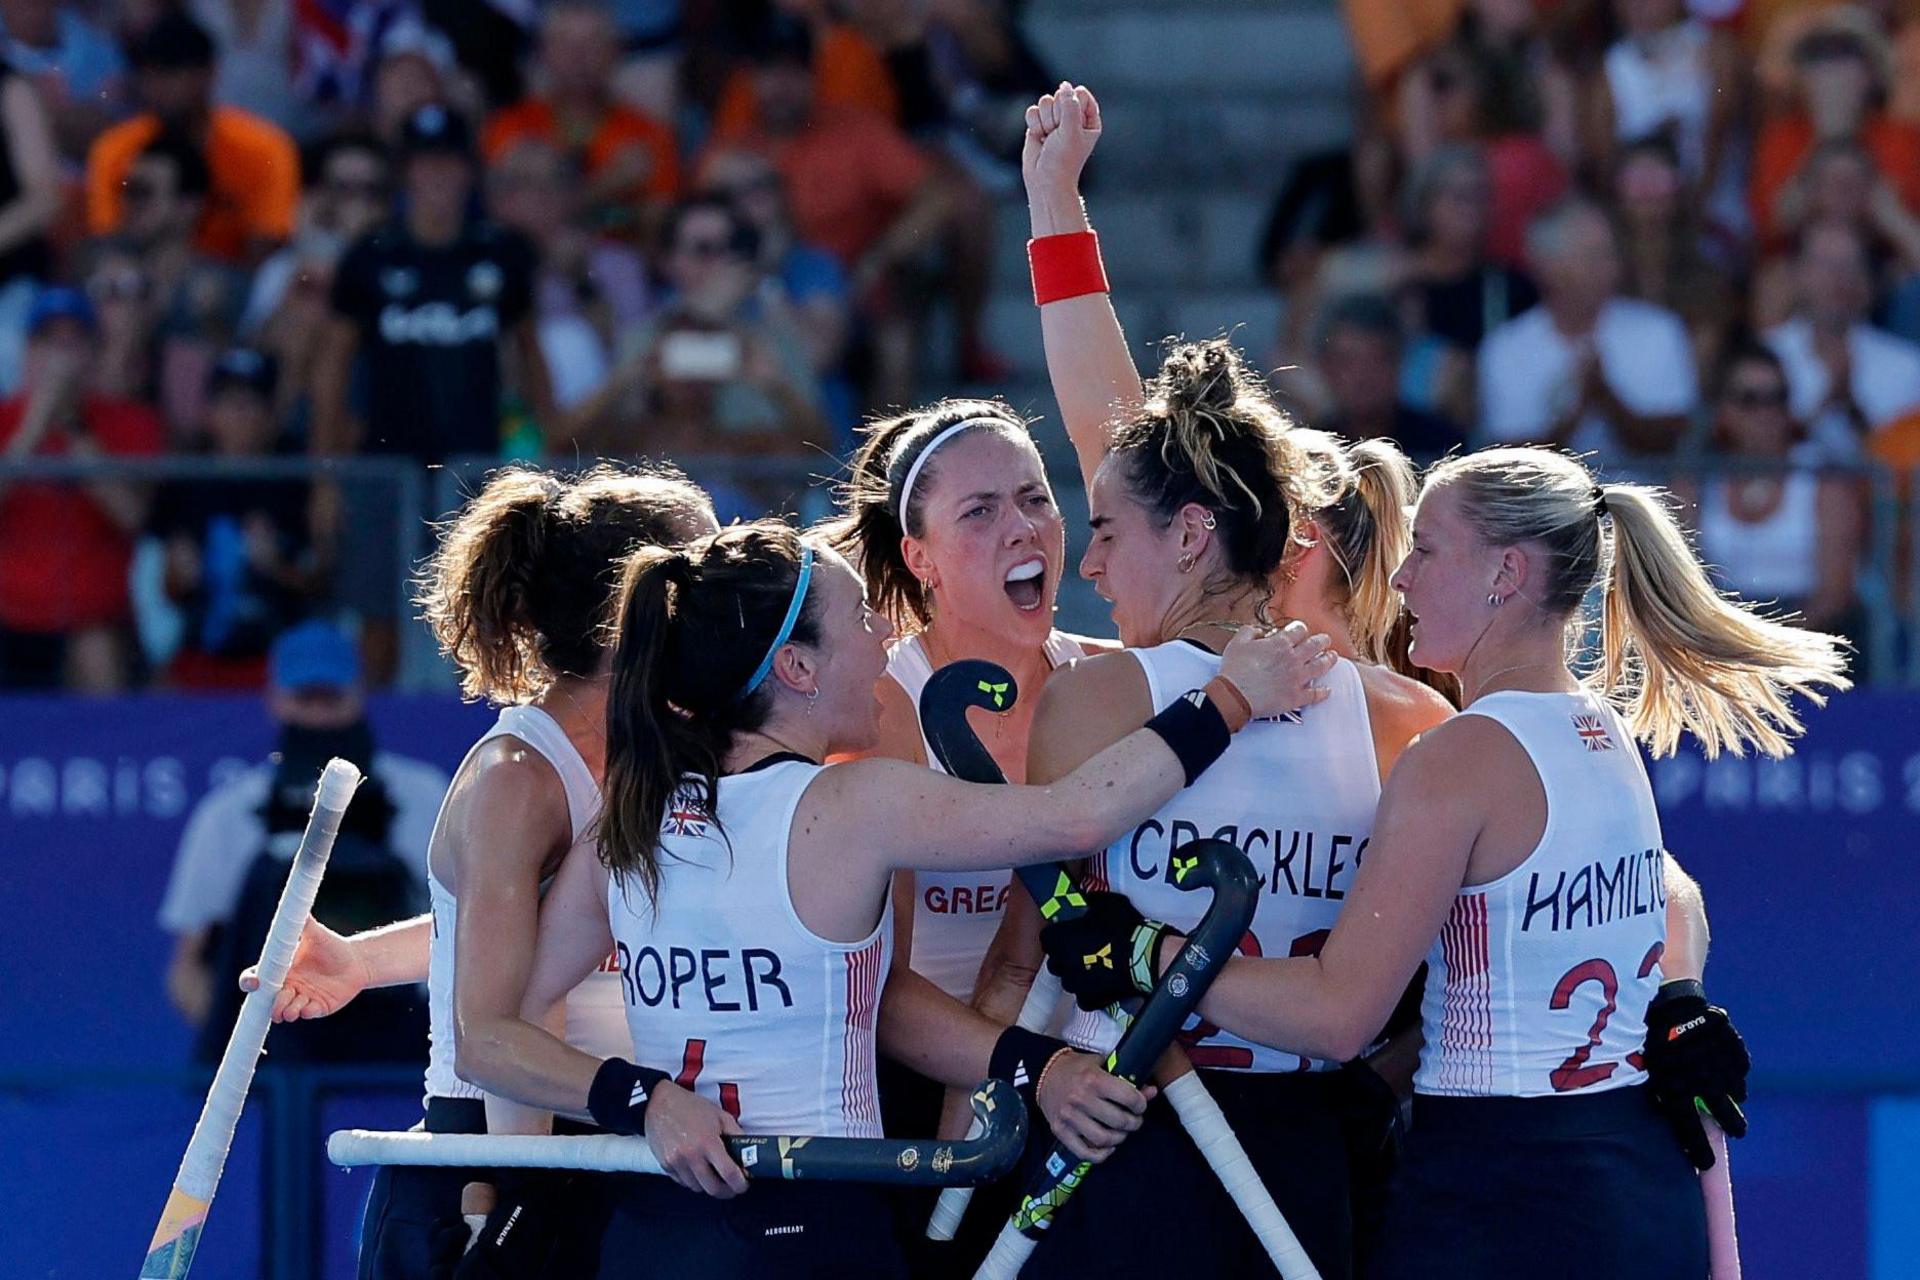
606, 758, 893, 1137
1066, 641, 1381, 1074
424, 705, 627, 1101
886, 631, 1084, 1000
1413, 691, 1668, 1099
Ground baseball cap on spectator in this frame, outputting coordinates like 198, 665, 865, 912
28, 286, 98, 337
378, 15, 458, 76
208, 346, 278, 400
742, 12, 814, 66
127, 10, 216, 70
270, 620, 362, 692
401, 104, 473, 157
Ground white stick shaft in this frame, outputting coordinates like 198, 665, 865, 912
927, 969, 1065, 1242
329, 1129, 669, 1175
176, 758, 361, 1199
1163, 1071, 1320, 1280
1703, 1121, 1741, 1280
973, 1220, 1038, 1280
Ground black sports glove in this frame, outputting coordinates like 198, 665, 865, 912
1642, 979, 1750, 1171
452, 1172, 576, 1279
1039, 891, 1178, 1012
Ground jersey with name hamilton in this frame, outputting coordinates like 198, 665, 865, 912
1066, 641, 1381, 1074
607, 758, 892, 1138
1414, 691, 1668, 1099
424, 705, 626, 1102
886, 631, 1084, 1001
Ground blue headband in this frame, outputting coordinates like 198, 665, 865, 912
736, 545, 814, 700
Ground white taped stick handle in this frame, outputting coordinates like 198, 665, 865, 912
1163, 1071, 1320, 1280
927, 968, 1064, 1241
329, 1129, 669, 1175
314, 756, 363, 814
973, 1220, 1037, 1280
176, 758, 361, 1199
1703, 1121, 1741, 1280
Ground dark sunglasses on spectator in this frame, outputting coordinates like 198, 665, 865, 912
678, 238, 738, 260
326, 179, 388, 201
87, 270, 148, 302
719, 175, 783, 199
1727, 386, 1789, 409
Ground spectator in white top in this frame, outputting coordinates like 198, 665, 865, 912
1764, 217, 1920, 459
1686, 340, 1863, 635
1477, 196, 1697, 459
158, 619, 446, 1052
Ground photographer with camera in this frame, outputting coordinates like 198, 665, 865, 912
158, 620, 448, 1065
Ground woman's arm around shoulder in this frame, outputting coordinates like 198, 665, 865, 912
1190, 715, 1504, 1060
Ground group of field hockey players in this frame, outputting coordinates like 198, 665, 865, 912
253, 82, 1846, 1279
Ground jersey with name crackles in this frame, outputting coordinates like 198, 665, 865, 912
329, 219, 534, 462
607, 759, 891, 1137
1066, 641, 1381, 1074
1414, 690, 1668, 1098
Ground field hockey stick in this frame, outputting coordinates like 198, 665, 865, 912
140, 758, 363, 1279
969, 834, 1253, 1278
329, 1078, 1027, 1186
921, 661, 1315, 1279
1703, 1119, 1741, 1279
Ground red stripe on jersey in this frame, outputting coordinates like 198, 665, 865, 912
840, 934, 884, 1134
1438, 892, 1492, 1092
1085, 858, 1111, 894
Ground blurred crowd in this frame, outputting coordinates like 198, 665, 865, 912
2, 0, 1910, 696
1275, 0, 1920, 644
0, 0, 1051, 692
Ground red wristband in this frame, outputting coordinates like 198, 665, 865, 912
1028, 231, 1109, 306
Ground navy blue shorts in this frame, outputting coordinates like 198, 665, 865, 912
1367, 1086, 1706, 1280
595, 1174, 907, 1279
355, 1097, 610, 1280
1022, 1069, 1355, 1280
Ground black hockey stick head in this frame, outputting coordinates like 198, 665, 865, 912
1008, 837, 1260, 1236
919, 659, 1018, 784
731, 1077, 1029, 1186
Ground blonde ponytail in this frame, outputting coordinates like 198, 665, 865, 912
1430, 447, 1851, 759
1596, 482, 1851, 759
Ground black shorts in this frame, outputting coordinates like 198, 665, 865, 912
1366, 1086, 1707, 1280
1022, 1069, 1355, 1280
595, 1173, 907, 1279
356, 1096, 611, 1280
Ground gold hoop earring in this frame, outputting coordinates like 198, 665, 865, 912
1178, 553, 1196, 574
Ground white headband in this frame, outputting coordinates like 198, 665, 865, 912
894, 419, 1003, 520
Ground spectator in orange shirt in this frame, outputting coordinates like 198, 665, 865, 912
85, 11, 299, 265
485, 2, 680, 240
0, 287, 164, 691
719, 16, 979, 403
709, 0, 899, 138
1750, 16, 1920, 250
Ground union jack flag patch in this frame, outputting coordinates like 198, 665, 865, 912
1571, 713, 1614, 752
666, 807, 709, 837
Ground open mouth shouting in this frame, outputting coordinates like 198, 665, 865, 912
1004, 556, 1047, 612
